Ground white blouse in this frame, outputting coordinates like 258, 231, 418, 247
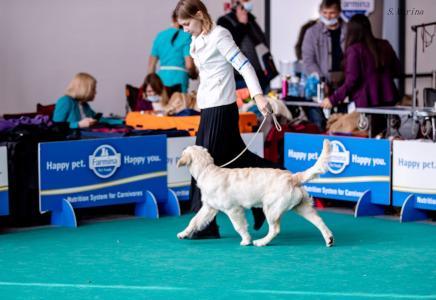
190, 25, 263, 109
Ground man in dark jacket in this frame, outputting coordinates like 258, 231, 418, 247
217, 0, 270, 92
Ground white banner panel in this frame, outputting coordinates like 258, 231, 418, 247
0, 146, 9, 216
392, 140, 436, 209
0, 147, 8, 187
167, 133, 264, 199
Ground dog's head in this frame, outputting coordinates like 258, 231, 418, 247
177, 145, 214, 168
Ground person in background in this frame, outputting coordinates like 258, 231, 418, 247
302, 0, 346, 94
294, 20, 317, 77
321, 14, 401, 136
53, 72, 98, 129
148, 9, 197, 93
135, 73, 169, 115
175, 0, 282, 239
293, 19, 326, 131
217, 0, 270, 92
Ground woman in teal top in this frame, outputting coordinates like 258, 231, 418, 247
148, 10, 197, 93
53, 73, 98, 129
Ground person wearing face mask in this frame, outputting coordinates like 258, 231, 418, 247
135, 73, 169, 115
148, 10, 197, 93
302, 0, 347, 94
175, 0, 284, 239
217, 0, 271, 92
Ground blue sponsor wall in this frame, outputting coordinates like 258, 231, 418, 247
284, 133, 391, 205
39, 135, 167, 214
0, 146, 8, 216
0, 189, 8, 216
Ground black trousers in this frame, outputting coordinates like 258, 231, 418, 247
190, 102, 283, 225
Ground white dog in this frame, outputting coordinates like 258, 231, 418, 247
177, 140, 334, 247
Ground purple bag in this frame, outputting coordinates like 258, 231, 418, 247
0, 115, 52, 133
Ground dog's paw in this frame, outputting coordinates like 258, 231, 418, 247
240, 239, 251, 246
253, 239, 268, 247
177, 231, 189, 239
326, 236, 334, 247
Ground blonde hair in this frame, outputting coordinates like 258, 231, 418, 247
65, 72, 97, 102
175, 0, 213, 34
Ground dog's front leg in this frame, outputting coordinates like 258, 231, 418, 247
177, 205, 218, 239
224, 208, 251, 246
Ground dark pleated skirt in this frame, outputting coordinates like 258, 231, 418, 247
190, 102, 283, 212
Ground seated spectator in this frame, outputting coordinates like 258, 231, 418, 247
53, 72, 98, 129
135, 73, 169, 115
321, 14, 401, 135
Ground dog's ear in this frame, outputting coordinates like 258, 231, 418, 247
177, 152, 192, 167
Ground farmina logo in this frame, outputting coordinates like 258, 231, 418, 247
328, 140, 350, 174
89, 145, 121, 178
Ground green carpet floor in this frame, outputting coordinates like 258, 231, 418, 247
0, 211, 435, 299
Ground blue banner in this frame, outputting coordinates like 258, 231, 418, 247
170, 186, 190, 200
341, 0, 374, 22
0, 146, 8, 216
39, 136, 167, 212
393, 191, 436, 210
0, 190, 8, 216
284, 133, 391, 204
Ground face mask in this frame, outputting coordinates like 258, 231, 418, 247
243, 2, 253, 12
147, 95, 161, 102
320, 15, 338, 27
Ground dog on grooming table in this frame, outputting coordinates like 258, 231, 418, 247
177, 140, 334, 247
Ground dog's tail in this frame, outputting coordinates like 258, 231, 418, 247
293, 139, 330, 185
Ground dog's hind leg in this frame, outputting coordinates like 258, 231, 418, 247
224, 207, 251, 246
294, 200, 334, 247
177, 205, 218, 239
253, 207, 282, 247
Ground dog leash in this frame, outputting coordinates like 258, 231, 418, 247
219, 111, 282, 168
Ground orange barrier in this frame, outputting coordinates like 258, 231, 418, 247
125, 112, 258, 136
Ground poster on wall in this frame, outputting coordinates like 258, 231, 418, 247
0, 147, 9, 216
38, 136, 167, 213
392, 140, 436, 210
341, 0, 374, 22
167, 133, 264, 200
285, 133, 390, 204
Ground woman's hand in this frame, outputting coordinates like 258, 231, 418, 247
78, 117, 97, 128
254, 95, 273, 116
321, 97, 332, 109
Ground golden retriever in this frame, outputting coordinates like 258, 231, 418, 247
177, 140, 334, 247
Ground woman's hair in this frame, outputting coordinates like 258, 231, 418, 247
295, 19, 317, 60
345, 14, 382, 69
172, 9, 178, 23
175, 0, 213, 34
171, 9, 181, 46
65, 72, 97, 102
319, 0, 341, 11
142, 73, 169, 105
